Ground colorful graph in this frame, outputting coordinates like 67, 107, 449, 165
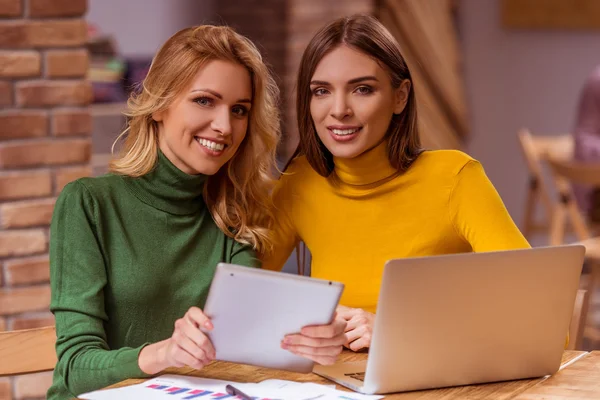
146, 384, 282, 400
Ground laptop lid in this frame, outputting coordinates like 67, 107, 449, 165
362, 245, 585, 394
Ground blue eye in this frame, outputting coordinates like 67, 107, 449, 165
312, 88, 329, 97
195, 97, 213, 107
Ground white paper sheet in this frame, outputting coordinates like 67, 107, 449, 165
78, 374, 385, 400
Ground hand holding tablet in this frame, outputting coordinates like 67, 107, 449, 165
203, 263, 345, 372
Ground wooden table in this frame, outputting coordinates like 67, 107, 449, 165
514, 351, 600, 399
101, 350, 593, 399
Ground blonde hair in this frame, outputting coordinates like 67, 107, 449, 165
110, 25, 281, 253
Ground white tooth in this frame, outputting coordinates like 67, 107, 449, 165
332, 128, 359, 136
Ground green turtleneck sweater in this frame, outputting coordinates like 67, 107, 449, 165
47, 152, 259, 399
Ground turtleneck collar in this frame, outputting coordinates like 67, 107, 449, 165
333, 140, 398, 186
123, 150, 207, 215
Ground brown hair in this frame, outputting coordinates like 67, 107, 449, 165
295, 14, 420, 177
110, 25, 281, 253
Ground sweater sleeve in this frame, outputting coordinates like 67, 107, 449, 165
230, 240, 261, 268
260, 175, 300, 271
50, 181, 150, 397
449, 160, 530, 252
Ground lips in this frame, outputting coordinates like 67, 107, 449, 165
327, 126, 363, 142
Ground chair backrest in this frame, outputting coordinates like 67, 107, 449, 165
545, 156, 599, 244
0, 326, 57, 376
546, 157, 600, 187
517, 128, 574, 238
568, 289, 589, 350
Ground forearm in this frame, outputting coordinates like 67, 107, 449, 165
53, 312, 151, 396
55, 340, 150, 396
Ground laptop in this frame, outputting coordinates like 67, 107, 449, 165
313, 245, 585, 395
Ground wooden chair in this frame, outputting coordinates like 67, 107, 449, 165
545, 156, 600, 345
0, 326, 57, 376
517, 128, 576, 239
568, 289, 590, 350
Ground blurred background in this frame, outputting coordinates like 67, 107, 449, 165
2, 0, 600, 398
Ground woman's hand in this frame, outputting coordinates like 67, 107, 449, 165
280, 313, 347, 365
337, 305, 375, 351
139, 307, 216, 374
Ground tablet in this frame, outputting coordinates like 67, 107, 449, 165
203, 263, 344, 373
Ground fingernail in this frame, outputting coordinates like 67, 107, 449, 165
204, 321, 213, 329
284, 337, 292, 344
281, 342, 288, 349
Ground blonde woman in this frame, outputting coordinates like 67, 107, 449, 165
48, 26, 345, 399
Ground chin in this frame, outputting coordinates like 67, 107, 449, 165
194, 165, 222, 176
327, 145, 366, 160
183, 159, 223, 176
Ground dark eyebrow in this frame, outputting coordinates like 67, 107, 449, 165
347, 76, 378, 84
309, 76, 379, 86
191, 88, 251, 104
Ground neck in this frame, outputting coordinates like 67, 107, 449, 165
333, 141, 398, 186
123, 150, 208, 215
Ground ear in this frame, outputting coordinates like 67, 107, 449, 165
393, 79, 411, 115
152, 110, 164, 122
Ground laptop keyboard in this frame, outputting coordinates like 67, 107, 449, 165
344, 372, 366, 382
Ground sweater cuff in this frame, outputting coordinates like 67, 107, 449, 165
117, 343, 153, 379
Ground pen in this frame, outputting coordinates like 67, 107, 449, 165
225, 384, 253, 400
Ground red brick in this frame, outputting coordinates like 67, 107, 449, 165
0, 285, 50, 315
52, 109, 91, 136
0, 139, 91, 168
16, 80, 92, 107
0, 198, 56, 229
46, 49, 88, 78
0, 50, 40, 78
54, 165, 91, 193
0, 0, 21, 17
0, 81, 12, 107
0, 20, 87, 48
5, 255, 50, 286
0, 110, 48, 139
11, 312, 54, 330
0, 229, 46, 257
14, 371, 53, 399
0, 171, 52, 201
29, 0, 86, 17
0, 378, 11, 400
0, 229, 46, 258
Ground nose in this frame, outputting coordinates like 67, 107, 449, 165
330, 93, 353, 120
210, 107, 233, 136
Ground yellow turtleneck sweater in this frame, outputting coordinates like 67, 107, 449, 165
263, 142, 530, 313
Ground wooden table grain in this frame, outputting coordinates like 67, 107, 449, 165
99, 350, 587, 399
514, 351, 600, 399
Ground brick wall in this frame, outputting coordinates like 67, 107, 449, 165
0, 0, 91, 398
